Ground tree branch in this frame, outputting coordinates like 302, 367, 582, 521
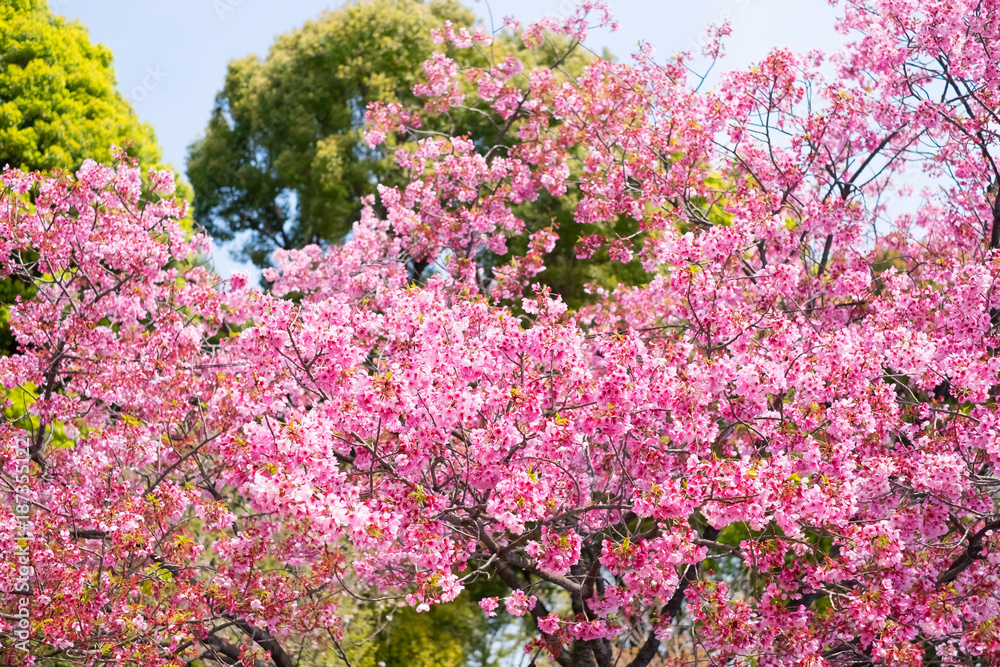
492, 561, 573, 667
936, 518, 1000, 586
217, 615, 294, 667
625, 527, 719, 667
202, 634, 267, 667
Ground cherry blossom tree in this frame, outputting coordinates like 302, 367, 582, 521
3, 0, 1000, 665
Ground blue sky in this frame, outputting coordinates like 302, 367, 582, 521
49, 0, 843, 276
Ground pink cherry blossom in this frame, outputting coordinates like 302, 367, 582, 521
479, 596, 500, 617
503, 590, 537, 617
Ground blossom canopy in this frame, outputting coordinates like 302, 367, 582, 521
3, 1, 1000, 665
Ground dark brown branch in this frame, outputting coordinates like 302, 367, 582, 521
579, 558, 612, 667
30, 342, 66, 469
936, 518, 1000, 586
222, 616, 295, 667
990, 181, 1000, 250
202, 634, 267, 667
625, 526, 719, 667
816, 233, 834, 278
474, 521, 582, 594
69, 529, 108, 540
588, 637, 613, 667
492, 561, 573, 667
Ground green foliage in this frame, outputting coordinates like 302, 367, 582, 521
375, 578, 512, 667
0, 274, 32, 356
506, 191, 652, 311
374, 594, 485, 667
0, 0, 162, 172
315, 577, 512, 667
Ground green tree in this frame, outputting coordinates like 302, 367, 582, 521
0, 0, 162, 171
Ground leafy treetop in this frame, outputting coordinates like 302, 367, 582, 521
0, 0, 162, 172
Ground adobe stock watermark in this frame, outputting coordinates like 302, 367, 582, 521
7, 437, 34, 654
550, 0, 618, 25
128, 66, 169, 106
688, 0, 752, 53
554, 0, 589, 18
214, 0, 247, 21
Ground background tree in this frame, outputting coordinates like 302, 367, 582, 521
186, 0, 643, 308
186, 0, 481, 267
315, 577, 513, 667
0, 0, 161, 172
